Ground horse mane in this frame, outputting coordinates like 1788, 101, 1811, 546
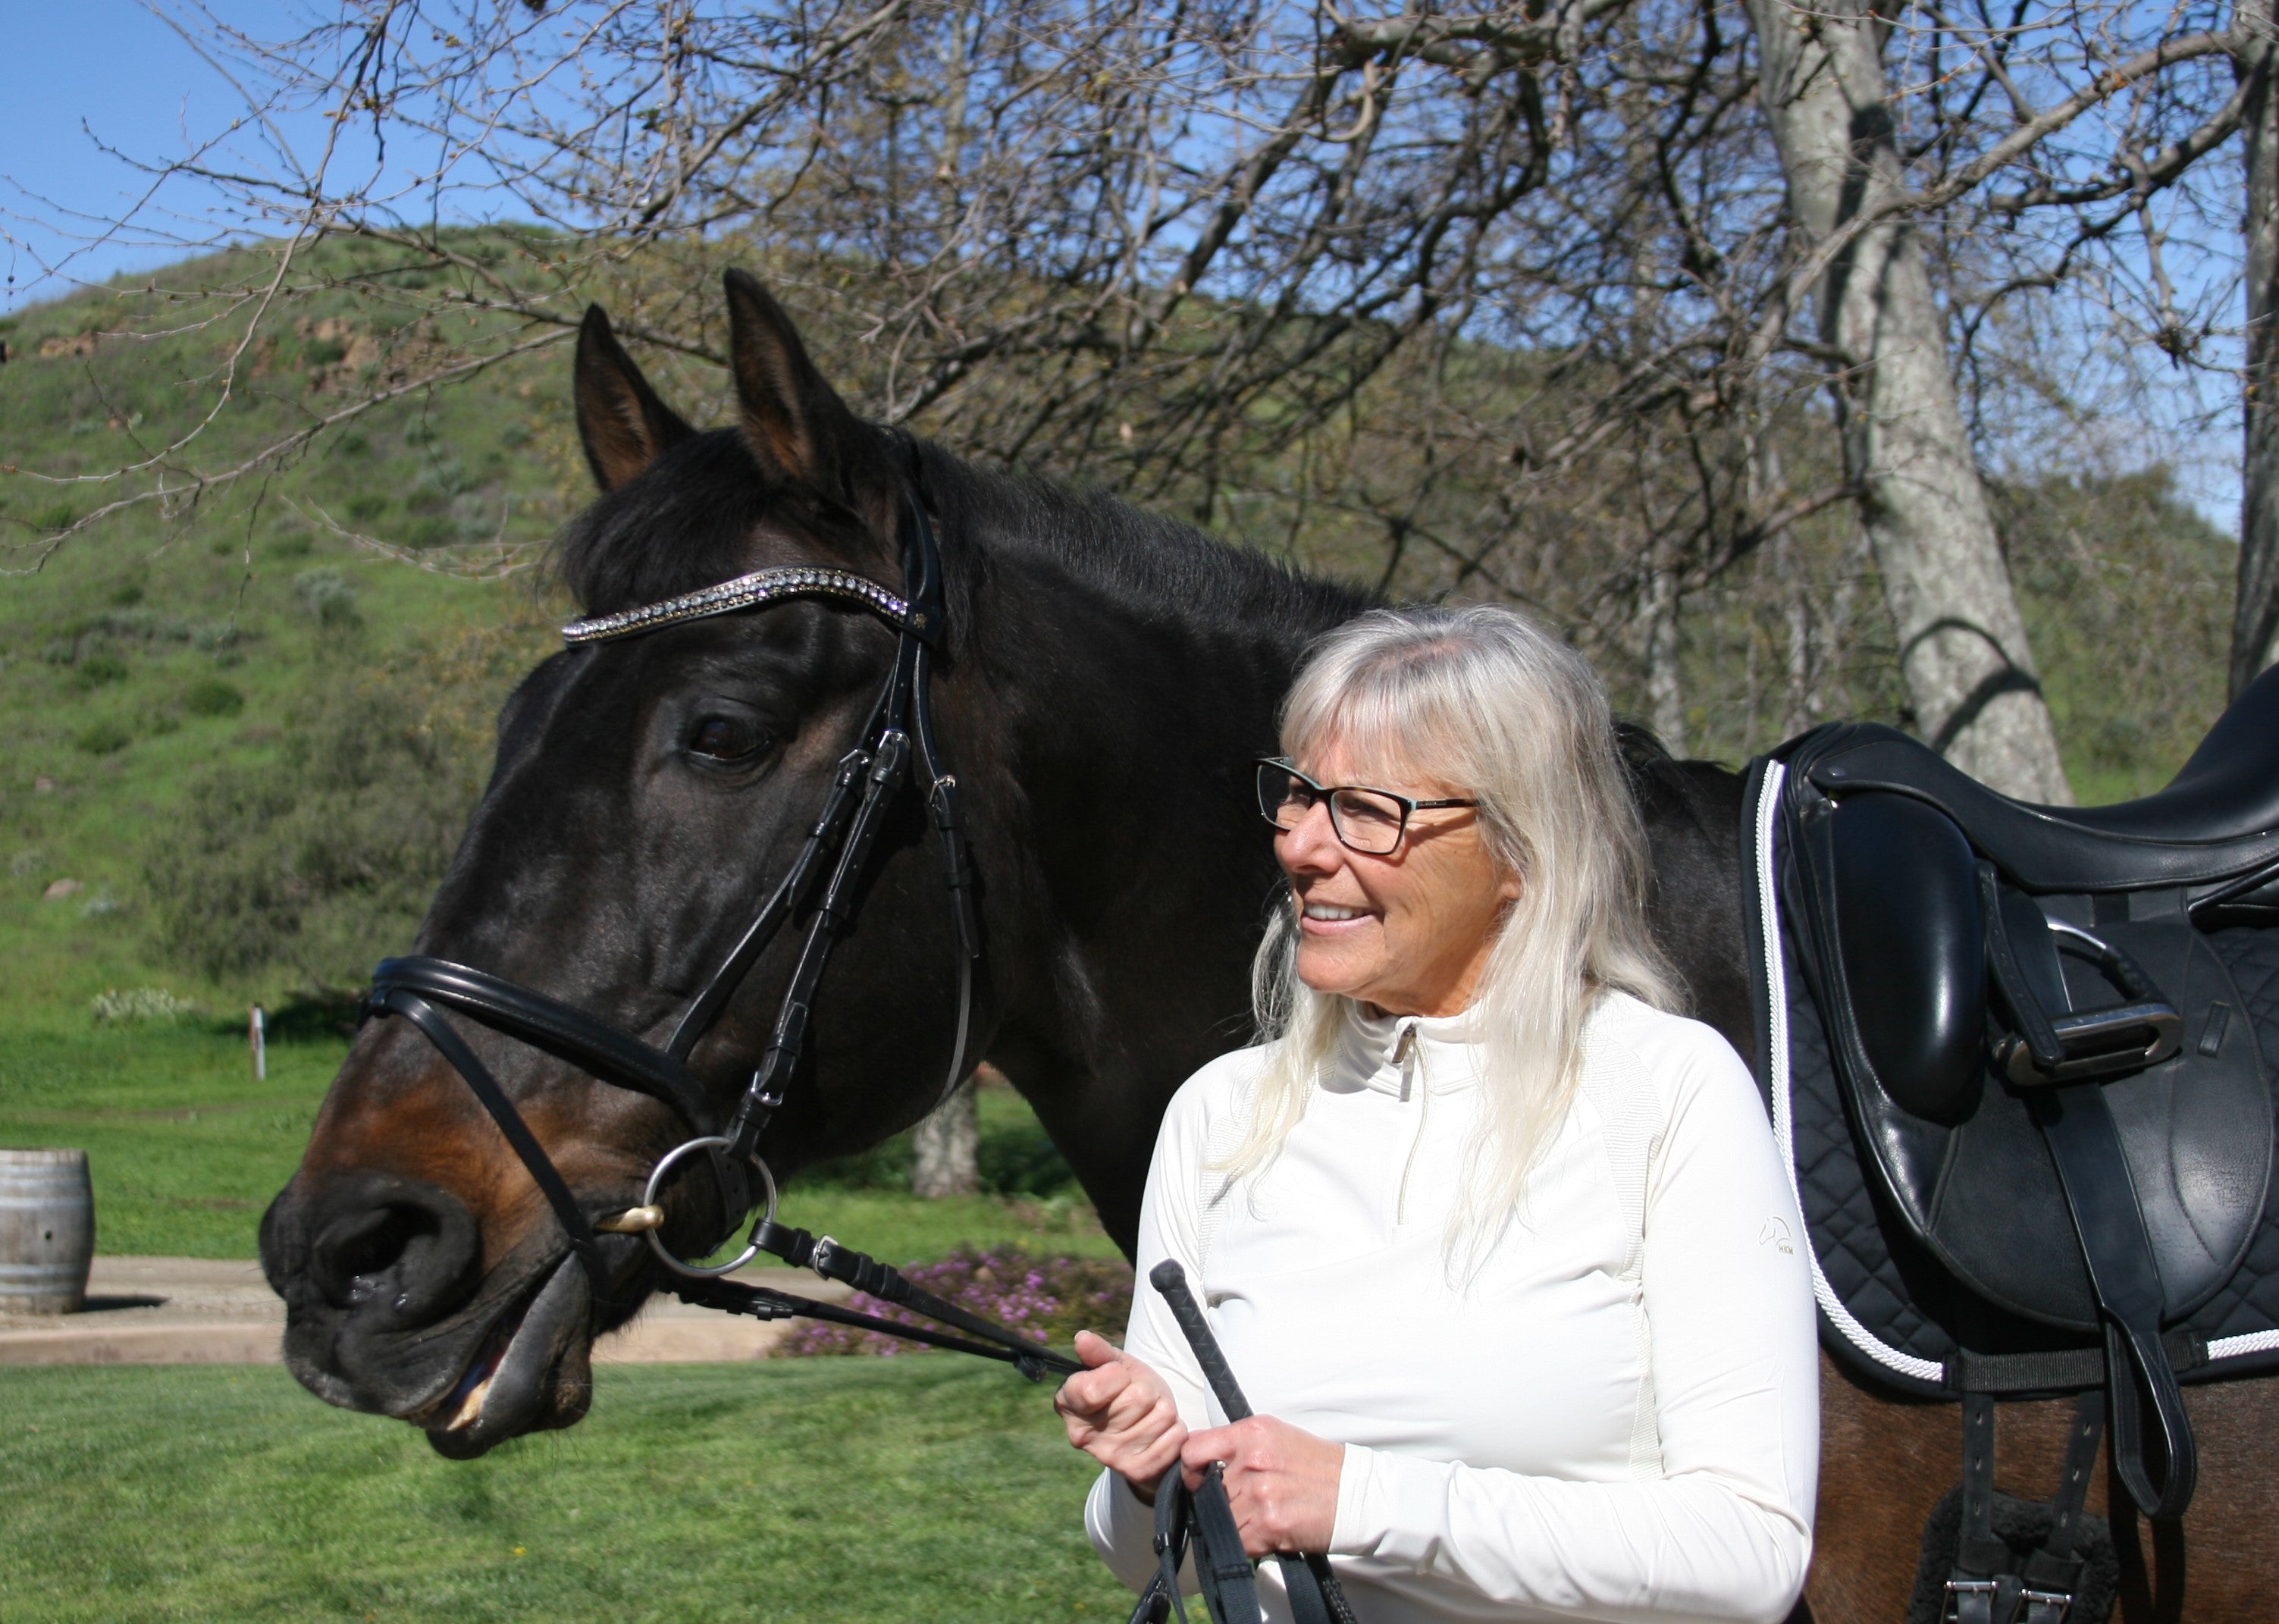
550, 424, 1375, 650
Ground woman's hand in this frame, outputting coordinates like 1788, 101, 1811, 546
1055, 1330, 1187, 1501
1181, 1416, 1344, 1557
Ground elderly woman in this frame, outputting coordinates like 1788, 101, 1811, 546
1055, 606, 1817, 1623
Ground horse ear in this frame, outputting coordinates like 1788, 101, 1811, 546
574, 305, 695, 492
723, 268, 857, 494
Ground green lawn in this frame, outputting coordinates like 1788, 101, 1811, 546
0, 1360, 1131, 1623
0, 1017, 1114, 1264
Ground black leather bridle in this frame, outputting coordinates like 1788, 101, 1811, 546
354, 456, 1081, 1377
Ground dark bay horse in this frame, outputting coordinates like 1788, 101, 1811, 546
259, 271, 2277, 1621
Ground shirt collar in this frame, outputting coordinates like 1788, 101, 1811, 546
1332, 999, 1484, 1098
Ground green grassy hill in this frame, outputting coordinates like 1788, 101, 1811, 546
0, 236, 582, 1025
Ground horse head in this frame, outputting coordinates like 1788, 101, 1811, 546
259, 271, 982, 1456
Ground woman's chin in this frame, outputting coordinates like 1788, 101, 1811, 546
1294, 949, 1383, 1003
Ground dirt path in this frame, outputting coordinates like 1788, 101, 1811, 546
0, 1256, 851, 1365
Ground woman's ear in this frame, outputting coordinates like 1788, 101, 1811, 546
572, 305, 695, 491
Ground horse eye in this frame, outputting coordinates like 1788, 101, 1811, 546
686, 716, 771, 763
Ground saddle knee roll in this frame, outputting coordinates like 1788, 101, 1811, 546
1827, 790, 1988, 1124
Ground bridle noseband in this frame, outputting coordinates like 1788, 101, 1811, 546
362, 454, 981, 1306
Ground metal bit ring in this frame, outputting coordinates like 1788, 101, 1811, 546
640, 1135, 779, 1278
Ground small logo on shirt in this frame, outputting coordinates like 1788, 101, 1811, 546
1757, 1217, 1794, 1255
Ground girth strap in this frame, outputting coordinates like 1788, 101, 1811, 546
370, 986, 607, 1300
1948, 1395, 2009, 1624
1945, 1392, 2105, 1624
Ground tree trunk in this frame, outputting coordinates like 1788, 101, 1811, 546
2235, 0, 2279, 697
1746, 0, 2074, 801
911, 1078, 980, 1198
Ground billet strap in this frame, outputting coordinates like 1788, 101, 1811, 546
2017, 1395, 2105, 1624
371, 988, 607, 1300
1947, 1394, 2013, 1624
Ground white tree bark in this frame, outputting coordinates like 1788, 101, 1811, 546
1747, 0, 2074, 801
2235, 0, 2279, 697
911, 1077, 980, 1198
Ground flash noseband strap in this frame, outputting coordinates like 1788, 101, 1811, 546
563, 566, 911, 646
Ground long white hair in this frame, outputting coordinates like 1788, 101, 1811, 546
1230, 604, 1682, 1255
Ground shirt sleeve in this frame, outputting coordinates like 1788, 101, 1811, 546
1327, 1025, 1819, 1624
1083, 1062, 1237, 1594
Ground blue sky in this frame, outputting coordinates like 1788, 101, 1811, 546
5, 2, 293, 310
0, 0, 483, 314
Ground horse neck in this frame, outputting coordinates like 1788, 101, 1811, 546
944, 491, 1366, 1085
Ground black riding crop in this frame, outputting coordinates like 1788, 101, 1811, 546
1139, 1261, 1361, 1624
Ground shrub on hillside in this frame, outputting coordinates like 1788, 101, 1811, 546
75, 720, 131, 754
292, 569, 360, 626
90, 986, 196, 1024
142, 640, 518, 985
182, 679, 245, 718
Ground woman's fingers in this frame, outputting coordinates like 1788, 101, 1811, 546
1179, 1416, 1344, 1557
1055, 1334, 1188, 1494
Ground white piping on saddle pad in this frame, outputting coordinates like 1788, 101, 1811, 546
2209, 1327, 2279, 1359
1754, 760, 1948, 1385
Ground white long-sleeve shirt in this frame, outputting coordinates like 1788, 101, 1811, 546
1085, 992, 1817, 1624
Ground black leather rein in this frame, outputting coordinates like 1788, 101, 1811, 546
357, 461, 1075, 1381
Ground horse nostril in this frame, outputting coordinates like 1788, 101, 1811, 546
331, 1206, 431, 1300
306, 1174, 480, 1323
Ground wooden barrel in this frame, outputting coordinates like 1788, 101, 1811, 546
0, 1149, 94, 1312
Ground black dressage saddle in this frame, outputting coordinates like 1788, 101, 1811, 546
1772, 665, 2279, 1528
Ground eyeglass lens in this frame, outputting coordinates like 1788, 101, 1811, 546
1255, 763, 1409, 855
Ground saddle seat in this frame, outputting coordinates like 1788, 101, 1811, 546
1799, 663, 2279, 897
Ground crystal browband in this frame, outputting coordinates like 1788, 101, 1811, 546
562, 566, 913, 646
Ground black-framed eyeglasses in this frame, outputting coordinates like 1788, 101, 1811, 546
1254, 757, 1480, 856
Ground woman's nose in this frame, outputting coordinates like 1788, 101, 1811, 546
1275, 800, 1344, 873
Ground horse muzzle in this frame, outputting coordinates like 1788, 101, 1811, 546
260, 1170, 602, 1456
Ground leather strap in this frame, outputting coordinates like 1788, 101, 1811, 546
371, 957, 719, 1135
1948, 1393, 2014, 1624
2017, 1394, 2104, 1624
374, 988, 607, 1300
1987, 881, 2197, 1520
1190, 1466, 1262, 1624
2032, 1080, 2197, 1519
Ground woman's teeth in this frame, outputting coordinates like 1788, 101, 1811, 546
1304, 904, 1367, 921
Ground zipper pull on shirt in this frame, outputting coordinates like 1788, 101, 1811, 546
1395, 1017, 1428, 1223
